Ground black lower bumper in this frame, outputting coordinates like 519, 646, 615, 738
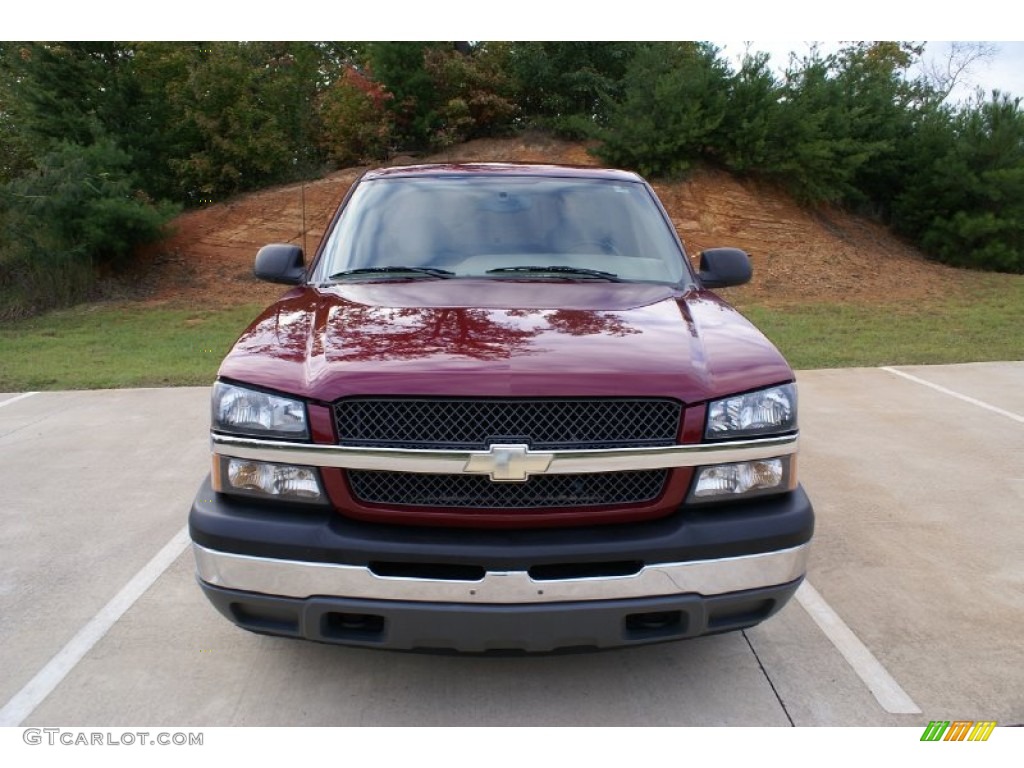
199, 577, 803, 653
189, 479, 812, 651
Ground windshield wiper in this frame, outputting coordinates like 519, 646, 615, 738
327, 266, 455, 281
484, 265, 624, 282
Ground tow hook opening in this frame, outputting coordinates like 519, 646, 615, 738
624, 610, 686, 638
322, 611, 386, 641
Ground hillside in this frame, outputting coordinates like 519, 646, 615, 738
144, 136, 967, 308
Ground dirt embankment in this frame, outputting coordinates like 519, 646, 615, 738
143, 135, 965, 308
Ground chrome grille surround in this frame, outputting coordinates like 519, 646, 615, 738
211, 433, 798, 513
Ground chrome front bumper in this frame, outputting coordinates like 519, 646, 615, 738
193, 541, 809, 604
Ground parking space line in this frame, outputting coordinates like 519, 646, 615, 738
0, 526, 190, 726
0, 392, 38, 409
881, 366, 1024, 424
796, 581, 920, 714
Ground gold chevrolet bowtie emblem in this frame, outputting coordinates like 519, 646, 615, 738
463, 444, 555, 482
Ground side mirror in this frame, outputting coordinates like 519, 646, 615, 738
698, 247, 752, 288
254, 244, 305, 285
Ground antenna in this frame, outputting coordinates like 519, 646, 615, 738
294, 153, 308, 258
301, 180, 308, 258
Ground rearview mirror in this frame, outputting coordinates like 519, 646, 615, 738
698, 248, 752, 288
254, 244, 305, 285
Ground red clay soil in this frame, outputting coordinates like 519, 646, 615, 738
142, 135, 966, 309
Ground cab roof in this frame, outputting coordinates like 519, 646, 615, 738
361, 163, 644, 183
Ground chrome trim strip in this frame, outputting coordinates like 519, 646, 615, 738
211, 433, 798, 475
192, 543, 809, 604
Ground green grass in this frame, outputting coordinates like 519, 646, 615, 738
0, 303, 266, 391
1, 275, 1021, 391
737, 277, 1024, 370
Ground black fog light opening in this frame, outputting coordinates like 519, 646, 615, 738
229, 603, 300, 635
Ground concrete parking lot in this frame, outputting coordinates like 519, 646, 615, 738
1, 362, 1021, 726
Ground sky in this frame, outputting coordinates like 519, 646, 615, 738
715, 40, 1024, 102
7, 1, 1023, 103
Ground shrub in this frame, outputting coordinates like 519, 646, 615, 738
594, 43, 730, 177
422, 45, 517, 149
0, 139, 177, 318
318, 66, 393, 166
893, 93, 1024, 273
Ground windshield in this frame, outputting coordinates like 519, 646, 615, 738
314, 175, 690, 285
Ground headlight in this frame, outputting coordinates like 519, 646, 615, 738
212, 381, 308, 439
688, 457, 797, 503
212, 456, 326, 505
706, 383, 797, 439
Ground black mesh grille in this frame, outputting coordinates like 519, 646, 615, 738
348, 470, 668, 509
334, 398, 682, 450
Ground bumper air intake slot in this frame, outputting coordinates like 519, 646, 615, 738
528, 560, 644, 581
369, 561, 487, 581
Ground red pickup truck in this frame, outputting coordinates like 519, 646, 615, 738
189, 163, 813, 652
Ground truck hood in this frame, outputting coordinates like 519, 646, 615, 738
218, 280, 792, 403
